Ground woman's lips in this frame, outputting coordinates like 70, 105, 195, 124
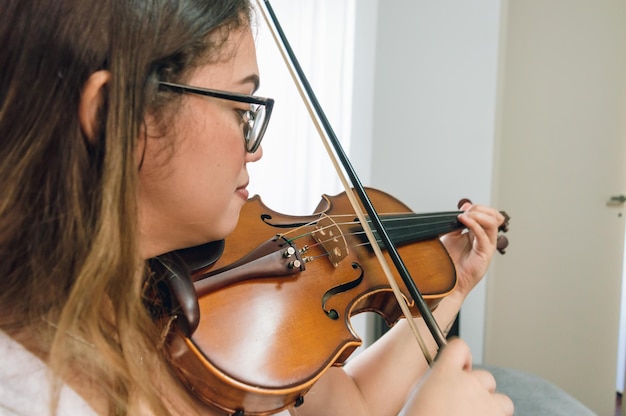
236, 184, 249, 200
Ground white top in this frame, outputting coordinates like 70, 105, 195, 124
0, 330, 296, 416
0, 330, 96, 415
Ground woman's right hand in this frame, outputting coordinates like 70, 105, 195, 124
401, 338, 514, 416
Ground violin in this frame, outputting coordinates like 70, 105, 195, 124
144, 1, 512, 414
146, 187, 510, 416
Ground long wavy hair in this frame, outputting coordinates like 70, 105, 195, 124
0, 0, 251, 414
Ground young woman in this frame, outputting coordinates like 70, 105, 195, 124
0, 0, 512, 415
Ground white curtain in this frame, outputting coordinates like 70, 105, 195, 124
248, 0, 356, 216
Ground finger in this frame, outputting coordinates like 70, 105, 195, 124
435, 338, 472, 371
462, 204, 505, 225
494, 392, 515, 416
459, 209, 502, 239
471, 369, 497, 393
457, 198, 472, 210
457, 212, 496, 250
464, 205, 504, 225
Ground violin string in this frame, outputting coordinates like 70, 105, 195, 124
286, 225, 450, 262
281, 212, 461, 241
303, 211, 462, 223
316, 212, 462, 232
284, 211, 463, 251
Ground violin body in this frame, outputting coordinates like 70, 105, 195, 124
161, 188, 457, 415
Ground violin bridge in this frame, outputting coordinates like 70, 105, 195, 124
311, 213, 349, 267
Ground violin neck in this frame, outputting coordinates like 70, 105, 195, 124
362, 211, 464, 248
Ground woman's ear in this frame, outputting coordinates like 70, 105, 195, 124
78, 70, 111, 141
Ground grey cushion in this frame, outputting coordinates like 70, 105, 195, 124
481, 365, 597, 415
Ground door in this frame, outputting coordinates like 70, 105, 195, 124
485, 1, 626, 414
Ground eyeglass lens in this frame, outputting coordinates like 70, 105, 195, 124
246, 105, 268, 152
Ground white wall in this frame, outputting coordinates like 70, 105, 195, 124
348, 0, 379, 184
486, 1, 626, 413
367, 0, 503, 362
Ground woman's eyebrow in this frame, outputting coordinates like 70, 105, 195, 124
239, 74, 260, 93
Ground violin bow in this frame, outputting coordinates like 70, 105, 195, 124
255, 0, 447, 362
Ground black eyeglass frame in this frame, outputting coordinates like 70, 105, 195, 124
158, 81, 274, 153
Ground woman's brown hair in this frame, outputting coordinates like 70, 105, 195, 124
0, 0, 251, 414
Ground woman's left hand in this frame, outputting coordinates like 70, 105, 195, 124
439, 201, 506, 298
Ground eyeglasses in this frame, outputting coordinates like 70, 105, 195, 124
158, 81, 274, 153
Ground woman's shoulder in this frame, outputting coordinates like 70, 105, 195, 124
0, 330, 97, 416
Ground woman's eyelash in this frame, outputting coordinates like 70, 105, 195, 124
236, 109, 252, 123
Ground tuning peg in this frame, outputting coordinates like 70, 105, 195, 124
497, 235, 509, 255
457, 198, 472, 209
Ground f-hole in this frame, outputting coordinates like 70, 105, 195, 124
321, 262, 363, 320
